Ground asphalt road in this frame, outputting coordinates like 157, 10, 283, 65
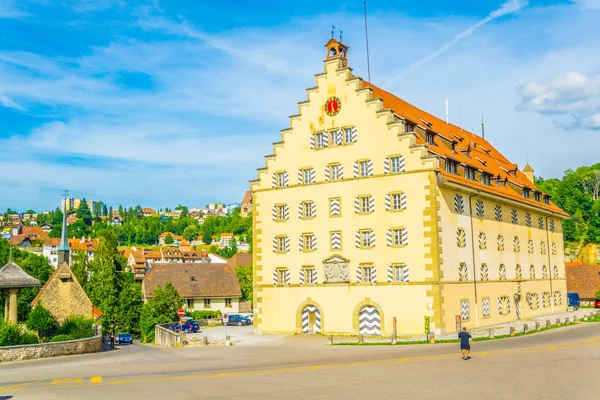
1, 323, 600, 399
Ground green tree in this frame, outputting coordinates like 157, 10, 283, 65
70, 250, 88, 286
102, 204, 109, 217
68, 220, 89, 238
217, 238, 238, 259
140, 282, 182, 342
182, 225, 199, 242
118, 282, 143, 335
26, 302, 56, 338
76, 198, 93, 225
164, 234, 174, 245
235, 262, 253, 305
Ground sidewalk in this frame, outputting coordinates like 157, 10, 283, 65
331, 308, 596, 344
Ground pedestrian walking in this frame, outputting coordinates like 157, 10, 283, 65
458, 327, 471, 360
110, 334, 115, 350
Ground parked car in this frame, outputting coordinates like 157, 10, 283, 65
567, 292, 580, 310
182, 321, 200, 333
594, 299, 600, 308
116, 333, 133, 344
226, 314, 252, 326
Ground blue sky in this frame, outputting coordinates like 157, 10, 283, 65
1, 0, 599, 211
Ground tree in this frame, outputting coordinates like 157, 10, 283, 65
235, 262, 253, 305
68, 220, 89, 238
26, 302, 56, 338
76, 198, 93, 225
140, 282, 182, 342
70, 250, 88, 286
202, 232, 212, 245
102, 204, 109, 217
182, 225, 199, 242
118, 281, 143, 335
24, 209, 36, 215
164, 234, 174, 245
217, 238, 238, 258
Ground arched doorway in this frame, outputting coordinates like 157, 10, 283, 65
359, 306, 381, 335
301, 305, 321, 334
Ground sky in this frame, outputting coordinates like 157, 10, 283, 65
1, 0, 599, 211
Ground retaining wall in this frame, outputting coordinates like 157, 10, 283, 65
0, 335, 102, 363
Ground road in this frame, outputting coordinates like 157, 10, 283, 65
1, 323, 600, 399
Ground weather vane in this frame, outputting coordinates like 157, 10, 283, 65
331, 25, 336, 38
340, 30, 343, 42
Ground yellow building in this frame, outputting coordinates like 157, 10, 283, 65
250, 38, 569, 336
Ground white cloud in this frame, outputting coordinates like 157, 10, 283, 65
516, 72, 600, 129
0, 0, 30, 19
1, 1, 600, 210
571, 0, 600, 10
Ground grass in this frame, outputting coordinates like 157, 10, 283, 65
334, 322, 580, 346
580, 314, 600, 322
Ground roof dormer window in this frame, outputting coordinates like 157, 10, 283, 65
522, 188, 531, 199
426, 132, 435, 145
464, 167, 476, 181
543, 195, 550, 205
445, 159, 458, 175
481, 173, 491, 186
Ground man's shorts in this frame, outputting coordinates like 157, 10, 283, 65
460, 345, 470, 350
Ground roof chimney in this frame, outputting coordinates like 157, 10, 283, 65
523, 163, 534, 184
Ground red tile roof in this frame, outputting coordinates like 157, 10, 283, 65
242, 190, 252, 204
566, 264, 600, 300
362, 81, 568, 217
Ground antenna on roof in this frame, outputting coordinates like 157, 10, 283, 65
331, 25, 336, 39
481, 114, 485, 139
445, 99, 449, 124
363, 2, 371, 82
340, 30, 343, 42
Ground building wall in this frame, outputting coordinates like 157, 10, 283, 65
185, 297, 239, 313
34, 263, 95, 324
252, 57, 442, 335
437, 186, 567, 332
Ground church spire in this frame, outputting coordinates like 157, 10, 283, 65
57, 190, 70, 265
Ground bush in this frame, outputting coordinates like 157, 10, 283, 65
49, 334, 72, 343
0, 321, 39, 346
21, 333, 39, 345
26, 302, 56, 338
0, 322, 25, 347
58, 315, 94, 340
189, 310, 222, 320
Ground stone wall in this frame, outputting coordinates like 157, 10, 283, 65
0, 336, 102, 363
155, 324, 185, 347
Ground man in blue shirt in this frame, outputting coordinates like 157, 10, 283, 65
458, 327, 471, 360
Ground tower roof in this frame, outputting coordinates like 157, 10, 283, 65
0, 261, 41, 289
58, 201, 70, 252
523, 163, 534, 172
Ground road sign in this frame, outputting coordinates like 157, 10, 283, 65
223, 314, 229, 323
177, 309, 185, 318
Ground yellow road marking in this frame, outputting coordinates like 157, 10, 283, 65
397, 358, 408, 363
111, 380, 131, 385
214, 373, 231, 377
51, 378, 82, 385
310, 365, 323, 370
0, 380, 42, 392
550, 346, 556, 350
90, 376, 103, 383
480, 352, 488, 356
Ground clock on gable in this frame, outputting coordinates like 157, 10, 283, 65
324, 97, 341, 116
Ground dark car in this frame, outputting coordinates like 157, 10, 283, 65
226, 314, 252, 326
116, 333, 133, 344
594, 299, 600, 308
567, 292, 580, 310
182, 321, 200, 333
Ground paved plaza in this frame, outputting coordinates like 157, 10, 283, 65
1, 320, 599, 399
